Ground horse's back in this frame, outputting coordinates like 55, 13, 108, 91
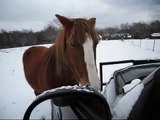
23, 46, 48, 89
23, 46, 48, 63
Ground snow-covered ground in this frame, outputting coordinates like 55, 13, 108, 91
96, 40, 160, 83
0, 40, 160, 119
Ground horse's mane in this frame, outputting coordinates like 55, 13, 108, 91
51, 18, 100, 76
69, 18, 99, 45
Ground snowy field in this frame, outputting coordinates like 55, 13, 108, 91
0, 40, 160, 119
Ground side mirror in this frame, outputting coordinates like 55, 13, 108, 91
23, 86, 111, 120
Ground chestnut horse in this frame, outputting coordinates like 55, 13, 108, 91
23, 14, 100, 96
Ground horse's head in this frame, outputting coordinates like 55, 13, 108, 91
55, 14, 100, 90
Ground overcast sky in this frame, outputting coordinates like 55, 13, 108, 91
0, 0, 160, 31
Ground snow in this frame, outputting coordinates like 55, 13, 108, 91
102, 78, 117, 110
37, 85, 94, 99
109, 79, 143, 119
96, 40, 160, 83
102, 79, 143, 119
0, 39, 160, 119
112, 82, 144, 119
123, 79, 141, 93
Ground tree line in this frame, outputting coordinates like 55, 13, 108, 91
0, 25, 59, 49
97, 20, 160, 40
0, 20, 160, 49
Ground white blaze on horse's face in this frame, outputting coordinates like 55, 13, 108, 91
82, 34, 100, 90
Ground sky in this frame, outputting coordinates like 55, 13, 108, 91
0, 0, 160, 32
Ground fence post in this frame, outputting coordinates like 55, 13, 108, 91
99, 63, 103, 91
153, 39, 155, 51
139, 39, 142, 47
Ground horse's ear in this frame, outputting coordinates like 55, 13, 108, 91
88, 18, 96, 27
55, 14, 73, 28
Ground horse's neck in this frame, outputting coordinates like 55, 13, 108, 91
45, 43, 77, 85
47, 44, 70, 76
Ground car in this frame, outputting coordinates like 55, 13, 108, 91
23, 59, 160, 120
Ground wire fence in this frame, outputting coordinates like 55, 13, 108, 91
124, 39, 160, 53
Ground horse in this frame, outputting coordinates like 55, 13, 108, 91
23, 14, 100, 96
